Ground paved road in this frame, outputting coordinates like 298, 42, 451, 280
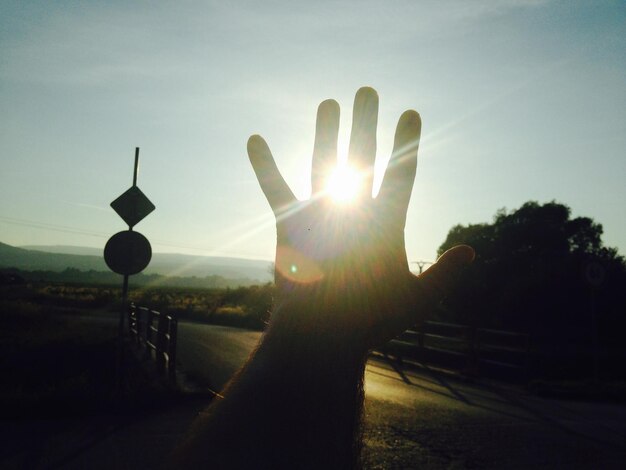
177, 322, 261, 392
178, 322, 626, 469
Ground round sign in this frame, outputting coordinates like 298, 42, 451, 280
584, 261, 606, 287
104, 230, 152, 275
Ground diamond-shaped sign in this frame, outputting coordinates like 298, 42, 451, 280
110, 186, 155, 228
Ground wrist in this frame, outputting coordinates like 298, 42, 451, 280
263, 316, 368, 371
267, 294, 372, 358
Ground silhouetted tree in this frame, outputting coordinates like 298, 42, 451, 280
437, 201, 626, 377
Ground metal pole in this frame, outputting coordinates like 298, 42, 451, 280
133, 147, 140, 187
590, 289, 599, 383
116, 147, 140, 393
119, 273, 129, 337
120, 147, 138, 344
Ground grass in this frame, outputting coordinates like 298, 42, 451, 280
0, 279, 268, 417
1, 281, 273, 329
0, 284, 183, 418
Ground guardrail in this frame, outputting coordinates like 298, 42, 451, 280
128, 303, 178, 384
383, 321, 531, 380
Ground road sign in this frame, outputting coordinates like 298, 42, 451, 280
104, 230, 152, 275
107, 148, 155, 387
110, 186, 155, 228
584, 261, 606, 287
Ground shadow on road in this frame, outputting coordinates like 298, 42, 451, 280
374, 354, 626, 451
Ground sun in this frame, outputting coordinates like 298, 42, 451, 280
326, 165, 361, 203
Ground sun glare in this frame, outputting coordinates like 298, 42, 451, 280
326, 166, 361, 203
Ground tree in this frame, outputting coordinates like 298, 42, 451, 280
436, 201, 626, 377
439, 201, 606, 260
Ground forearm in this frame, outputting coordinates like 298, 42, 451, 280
172, 304, 368, 469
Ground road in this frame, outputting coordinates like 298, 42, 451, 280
178, 321, 626, 469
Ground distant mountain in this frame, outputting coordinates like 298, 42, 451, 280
1, 242, 107, 272
144, 252, 272, 282
22, 245, 103, 256
3, 242, 273, 283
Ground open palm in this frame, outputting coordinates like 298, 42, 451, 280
248, 87, 472, 349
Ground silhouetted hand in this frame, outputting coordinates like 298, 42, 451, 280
248, 87, 473, 351
173, 88, 474, 468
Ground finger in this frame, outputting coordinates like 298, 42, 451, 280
247, 135, 296, 215
378, 110, 421, 221
414, 245, 475, 304
348, 87, 378, 198
311, 99, 340, 195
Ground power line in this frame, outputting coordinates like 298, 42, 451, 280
411, 260, 434, 274
0, 215, 271, 260
0, 215, 108, 238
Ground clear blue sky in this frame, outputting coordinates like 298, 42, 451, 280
1, 1, 624, 264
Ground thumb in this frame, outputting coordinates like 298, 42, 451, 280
415, 245, 474, 304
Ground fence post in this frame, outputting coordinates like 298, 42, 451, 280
417, 328, 425, 349
127, 303, 134, 341
128, 303, 139, 345
168, 315, 178, 384
124, 305, 178, 386
467, 326, 479, 376
136, 308, 141, 346
145, 309, 154, 359
138, 307, 146, 347
156, 311, 167, 374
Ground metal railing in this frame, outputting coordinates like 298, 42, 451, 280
128, 303, 178, 384
383, 320, 531, 380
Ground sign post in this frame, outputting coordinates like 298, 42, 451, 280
584, 260, 606, 383
105, 147, 155, 390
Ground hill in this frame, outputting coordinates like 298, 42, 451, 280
2, 242, 273, 283
0, 242, 107, 272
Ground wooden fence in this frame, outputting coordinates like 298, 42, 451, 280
128, 303, 178, 384
383, 320, 531, 380
124, 305, 528, 384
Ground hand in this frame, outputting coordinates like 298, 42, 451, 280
248, 87, 473, 350
172, 88, 474, 468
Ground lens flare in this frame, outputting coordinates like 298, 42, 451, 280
326, 166, 361, 203
276, 246, 324, 283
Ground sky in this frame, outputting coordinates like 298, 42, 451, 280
1, 0, 624, 265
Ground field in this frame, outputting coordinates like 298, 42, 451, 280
0, 280, 272, 417
3, 278, 625, 418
